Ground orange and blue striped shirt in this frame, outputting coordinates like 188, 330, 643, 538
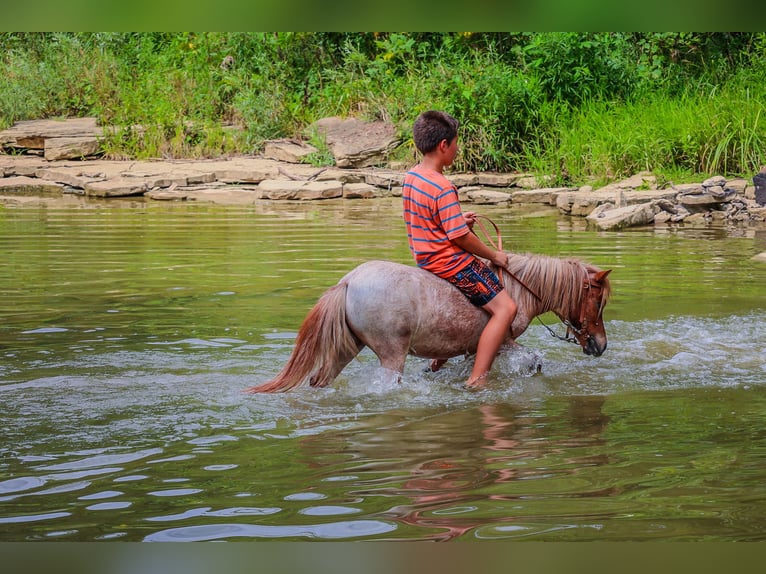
402, 166, 473, 278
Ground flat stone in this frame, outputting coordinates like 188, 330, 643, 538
0, 117, 102, 148
342, 182, 379, 199
678, 191, 732, 211
314, 168, 364, 184
84, 177, 148, 197
450, 173, 479, 187
477, 172, 519, 187
44, 136, 101, 160
214, 168, 275, 183
586, 202, 656, 231
296, 180, 343, 200
511, 187, 574, 205
258, 179, 305, 199
702, 175, 727, 188
462, 187, 512, 204
145, 189, 189, 201
0, 176, 64, 195
35, 167, 98, 189
263, 139, 318, 163
753, 252, 766, 263
364, 170, 404, 188
0, 156, 48, 176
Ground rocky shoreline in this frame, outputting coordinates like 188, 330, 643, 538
2, 118, 766, 237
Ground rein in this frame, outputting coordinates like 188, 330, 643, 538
473, 214, 583, 345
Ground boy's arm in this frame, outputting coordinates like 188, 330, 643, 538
452, 231, 508, 269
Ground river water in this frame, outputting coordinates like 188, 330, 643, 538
1, 197, 765, 541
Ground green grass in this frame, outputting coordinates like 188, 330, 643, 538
2, 32, 766, 185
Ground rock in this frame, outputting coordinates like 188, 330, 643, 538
342, 182, 379, 198
84, 177, 148, 197
586, 202, 656, 230
44, 136, 102, 160
298, 180, 344, 200
752, 252, 766, 263
35, 167, 95, 189
677, 190, 733, 212
673, 182, 705, 195
257, 179, 343, 200
145, 189, 189, 201
263, 139, 318, 163
725, 178, 748, 195
460, 187, 512, 204
515, 174, 544, 189
364, 169, 404, 189
307, 117, 400, 168
511, 188, 572, 205
702, 175, 727, 188
0, 176, 64, 195
477, 172, 519, 187
450, 173, 479, 187
0, 117, 102, 149
314, 168, 364, 184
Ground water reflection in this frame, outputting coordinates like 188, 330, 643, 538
291, 396, 613, 540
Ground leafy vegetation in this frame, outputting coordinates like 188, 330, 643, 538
1, 32, 765, 185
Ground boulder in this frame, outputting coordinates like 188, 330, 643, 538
307, 117, 400, 168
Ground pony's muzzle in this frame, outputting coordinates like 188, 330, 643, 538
584, 336, 606, 357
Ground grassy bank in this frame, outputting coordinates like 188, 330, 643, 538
1, 32, 765, 186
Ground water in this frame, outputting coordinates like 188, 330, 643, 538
1, 197, 766, 541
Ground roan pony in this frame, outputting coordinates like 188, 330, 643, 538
246, 253, 611, 393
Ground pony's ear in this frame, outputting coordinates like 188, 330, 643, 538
594, 269, 612, 283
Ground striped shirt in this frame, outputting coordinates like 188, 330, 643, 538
402, 166, 473, 278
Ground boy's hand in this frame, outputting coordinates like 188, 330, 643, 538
464, 211, 477, 230
491, 250, 509, 269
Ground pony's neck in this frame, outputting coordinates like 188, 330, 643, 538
504, 254, 586, 322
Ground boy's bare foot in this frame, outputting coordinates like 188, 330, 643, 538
464, 371, 489, 390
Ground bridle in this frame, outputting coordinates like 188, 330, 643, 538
473, 215, 606, 347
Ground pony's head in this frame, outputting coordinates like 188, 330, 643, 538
566, 266, 612, 357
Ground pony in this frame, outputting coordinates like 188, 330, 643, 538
246, 253, 611, 393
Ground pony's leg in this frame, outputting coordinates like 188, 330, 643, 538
427, 358, 448, 372
309, 339, 364, 387
367, 340, 410, 383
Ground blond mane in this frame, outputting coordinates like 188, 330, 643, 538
502, 253, 611, 316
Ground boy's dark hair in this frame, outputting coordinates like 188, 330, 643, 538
412, 110, 459, 154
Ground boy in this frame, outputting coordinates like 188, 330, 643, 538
402, 110, 517, 389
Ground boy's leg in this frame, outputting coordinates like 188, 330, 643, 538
465, 289, 517, 389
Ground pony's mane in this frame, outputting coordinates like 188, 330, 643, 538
502, 252, 611, 315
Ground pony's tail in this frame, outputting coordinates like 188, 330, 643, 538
245, 282, 357, 393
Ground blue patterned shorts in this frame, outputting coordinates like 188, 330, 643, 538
445, 259, 503, 307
